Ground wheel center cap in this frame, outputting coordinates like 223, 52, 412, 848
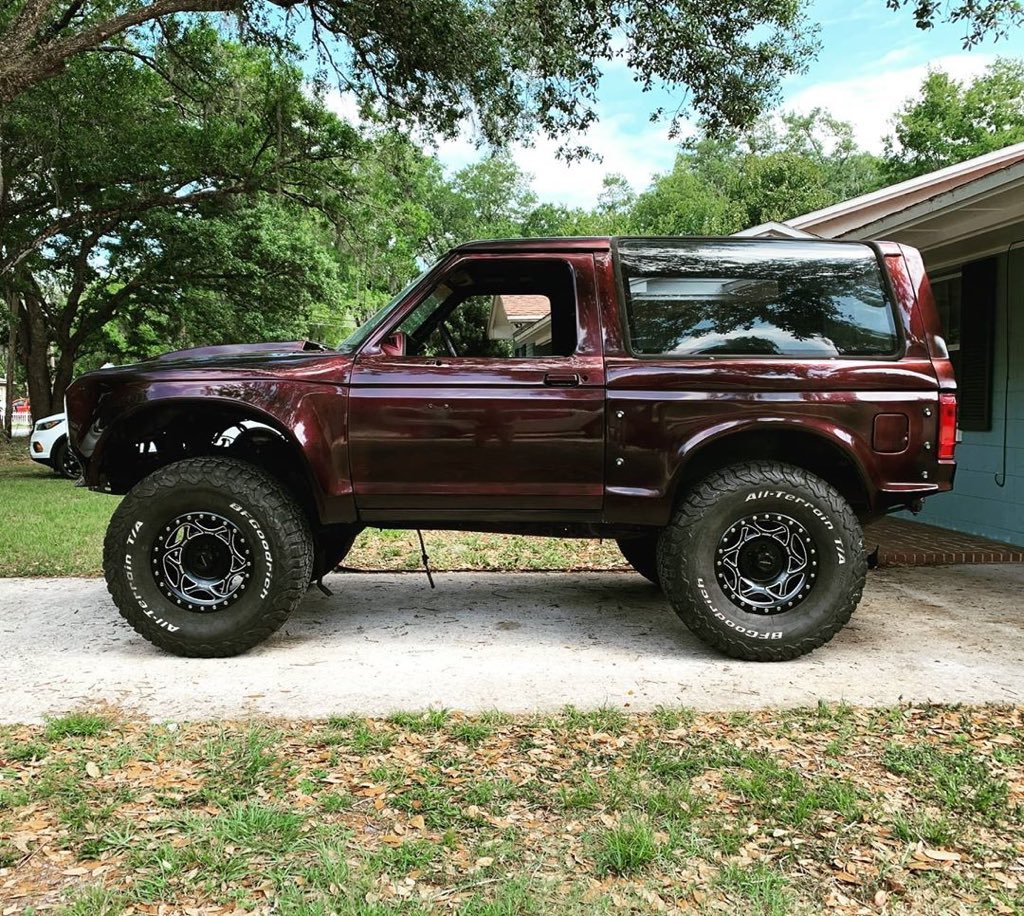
152, 513, 253, 612
715, 513, 817, 614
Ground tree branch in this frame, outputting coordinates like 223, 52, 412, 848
0, 0, 240, 103
0, 182, 254, 277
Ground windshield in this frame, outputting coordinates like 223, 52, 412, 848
336, 263, 436, 354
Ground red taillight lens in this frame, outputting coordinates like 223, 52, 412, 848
938, 393, 957, 460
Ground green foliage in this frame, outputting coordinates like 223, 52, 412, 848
0, 24, 432, 411
883, 59, 1024, 182
885, 0, 1024, 47
0, 0, 819, 147
630, 109, 884, 235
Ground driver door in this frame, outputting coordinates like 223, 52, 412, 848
347, 253, 605, 521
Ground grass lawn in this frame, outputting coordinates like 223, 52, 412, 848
0, 451, 116, 577
0, 703, 1021, 914
0, 451, 628, 577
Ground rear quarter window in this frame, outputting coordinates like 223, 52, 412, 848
617, 240, 899, 358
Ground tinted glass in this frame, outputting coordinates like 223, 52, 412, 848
618, 240, 899, 358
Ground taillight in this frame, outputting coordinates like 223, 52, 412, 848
938, 393, 957, 460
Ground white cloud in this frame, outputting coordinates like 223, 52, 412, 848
784, 53, 995, 152
432, 110, 681, 209
325, 88, 678, 208
323, 89, 363, 125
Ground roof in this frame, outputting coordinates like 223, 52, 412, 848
788, 141, 1024, 240
496, 294, 550, 320
733, 221, 816, 240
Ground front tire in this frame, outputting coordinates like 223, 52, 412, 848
103, 457, 313, 657
657, 461, 866, 662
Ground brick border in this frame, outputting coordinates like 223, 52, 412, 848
864, 517, 1024, 567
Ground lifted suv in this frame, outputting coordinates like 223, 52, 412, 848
66, 237, 957, 661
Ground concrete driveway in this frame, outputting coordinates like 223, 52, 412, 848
1, 565, 1022, 723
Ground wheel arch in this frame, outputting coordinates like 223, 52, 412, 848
669, 421, 874, 518
89, 397, 328, 525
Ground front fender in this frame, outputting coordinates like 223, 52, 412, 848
66, 375, 355, 524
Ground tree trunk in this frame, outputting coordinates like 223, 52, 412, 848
51, 344, 77, 411
2, 288, 15, 440
18, 293, 56, 419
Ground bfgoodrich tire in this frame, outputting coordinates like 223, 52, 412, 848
616, 534, 661, 585
103, 457, 313, 657
657, 461, 866, 662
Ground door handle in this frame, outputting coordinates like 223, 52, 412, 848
543, 372, 581, 387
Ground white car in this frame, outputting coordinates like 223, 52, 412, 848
29, 413, 81, 479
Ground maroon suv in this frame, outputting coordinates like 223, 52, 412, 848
65, 237, 957, 661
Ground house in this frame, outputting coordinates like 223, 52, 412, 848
745, 142, 1024, 547
488, 294, 553, 356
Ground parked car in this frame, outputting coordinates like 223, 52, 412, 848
29, 413, 81, 479
7, 398, 33, 437
65, 237, 957, 660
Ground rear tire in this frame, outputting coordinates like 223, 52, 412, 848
616, 534, 660, 585
657, 461, 866, 661
103, 457, 313, 657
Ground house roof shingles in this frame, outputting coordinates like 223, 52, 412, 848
498, 294, 550, 321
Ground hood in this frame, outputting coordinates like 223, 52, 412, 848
149, 340, 330, 364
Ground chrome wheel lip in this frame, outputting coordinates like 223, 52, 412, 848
151, 512, 253, 613
714, 512, 818, 615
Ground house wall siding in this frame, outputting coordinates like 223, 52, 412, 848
917, 247, 1024, 546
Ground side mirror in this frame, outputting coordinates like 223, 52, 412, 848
380, 330, 407, 357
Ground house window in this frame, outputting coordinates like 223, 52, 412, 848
931, 274, 962, 377
944, 258, 997, 432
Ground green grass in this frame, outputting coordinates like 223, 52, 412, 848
592, 817, 659, 875
715, 863, 792, 916
0, 458, 116, 576
0, 453, 630, 577
44, 712, 110, 740
882, 742, 1012, 818
199, 725, 288, 802
387, 708, 450, 732
210, 802, 305, 851
1, 703, 1021, 914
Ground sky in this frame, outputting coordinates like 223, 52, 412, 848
416, 0, 1024, 209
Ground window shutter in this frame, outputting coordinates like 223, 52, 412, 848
958, 257, 997, 431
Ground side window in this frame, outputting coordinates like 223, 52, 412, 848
397, 258, 577, 359
618, 240, 900, 358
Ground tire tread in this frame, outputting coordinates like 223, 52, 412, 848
103, 457, 313, 657
657, 460, 866, 662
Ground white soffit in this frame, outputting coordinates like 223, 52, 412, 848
788, 142, 1024, 239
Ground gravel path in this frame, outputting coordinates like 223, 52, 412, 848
1, 566, 1022, 722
